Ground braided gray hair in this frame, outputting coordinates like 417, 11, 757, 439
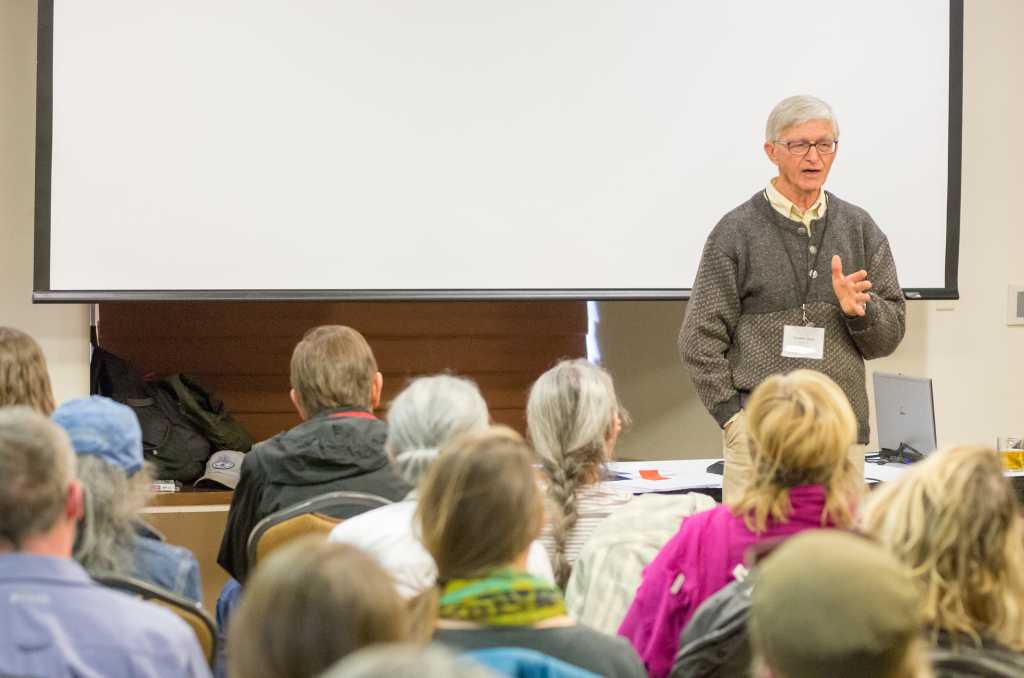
526, 359, 625, 588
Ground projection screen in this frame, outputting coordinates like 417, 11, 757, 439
34, 0, 962, 301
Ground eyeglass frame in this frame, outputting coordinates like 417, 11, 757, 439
772, 139, 839, 156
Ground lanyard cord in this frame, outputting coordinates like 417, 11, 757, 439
763, 190, 830, 325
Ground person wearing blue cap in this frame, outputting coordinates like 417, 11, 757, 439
52, 395, 203, 603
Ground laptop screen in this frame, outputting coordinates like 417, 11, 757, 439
872, 373, 938, 455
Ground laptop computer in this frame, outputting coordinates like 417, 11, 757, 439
872, 372, 938, 462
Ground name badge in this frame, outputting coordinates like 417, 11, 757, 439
781, 324, 824, 360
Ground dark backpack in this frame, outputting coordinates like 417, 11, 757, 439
161, 374, 253, 452
90, 346, 212, 482
670, 576, 754, 678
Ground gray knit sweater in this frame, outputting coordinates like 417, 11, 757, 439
678, 190, 906, 444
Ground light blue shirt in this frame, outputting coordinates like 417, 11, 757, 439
0, 553, 211, 678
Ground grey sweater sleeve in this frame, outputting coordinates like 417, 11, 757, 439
842, 237, 906, 359
678, 239, 742, 428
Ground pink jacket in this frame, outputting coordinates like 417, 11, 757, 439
617, 485, 835, 678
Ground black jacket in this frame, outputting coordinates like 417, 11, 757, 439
931, 631, 1024, 678
671, 575, 753, 678
217, 407, 409, 582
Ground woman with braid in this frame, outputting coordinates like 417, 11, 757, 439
527, 359, 630, 589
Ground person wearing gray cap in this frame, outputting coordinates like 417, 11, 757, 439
52, 395, 203, 603
749, 530, 931, 678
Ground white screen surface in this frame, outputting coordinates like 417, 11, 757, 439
45, 0, 953, 295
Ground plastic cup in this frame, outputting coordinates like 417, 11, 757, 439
997, 436, 1024, 471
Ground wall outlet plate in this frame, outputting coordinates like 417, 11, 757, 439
1008, 285, 1024, 326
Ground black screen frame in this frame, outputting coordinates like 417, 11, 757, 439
32, 0, 964, 303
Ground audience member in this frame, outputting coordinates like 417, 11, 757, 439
565, 492, 716, 635
416, 426, 646, 678
228, 538, 406, 678
619, 369, 861, 678
859, 445, 1024, 677
528, 359, 631, 587
52, 395, 203, 602
218, 325, 409, 583
0, 407, 210, 677
749, 530, 931, 678
319, 644, 501, 678
329, 374, 553, 597
0, 326, 56, 415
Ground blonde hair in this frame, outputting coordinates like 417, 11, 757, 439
290, 325, 378, 416
526, 359, 627, 588
411, 427, 545, 636
229, 538, 407, 678
859, 445, 1024, 650
0, 327, 56, 416
732, 369, 859, 532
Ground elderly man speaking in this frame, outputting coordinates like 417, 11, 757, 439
679, 95, 905, 503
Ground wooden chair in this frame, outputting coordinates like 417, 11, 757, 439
245, 490, 393, 568
93, 573, 218, 667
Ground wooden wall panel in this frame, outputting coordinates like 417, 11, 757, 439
97, 301, 588, 443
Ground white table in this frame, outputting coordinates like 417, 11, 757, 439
606, 458, 1024, 495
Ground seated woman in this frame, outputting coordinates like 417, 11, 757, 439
52, 396, 203, 603
417, 426, 646, 678
228, 538, 407, 678
859, 445, 1024, 677
619, 369, 862, 678
527, 359, 631, 588
329, 374, 553, 598
0, 326, 56, 414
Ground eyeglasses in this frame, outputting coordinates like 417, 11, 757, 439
774, 139, 838, 156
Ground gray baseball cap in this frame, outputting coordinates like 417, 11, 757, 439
194, 450, 245, 489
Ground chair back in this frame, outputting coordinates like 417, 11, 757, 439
246, 490, 393, 568
94, 573, 217, 667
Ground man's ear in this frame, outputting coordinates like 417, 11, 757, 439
370, 372, 383, 411
65, 480, 84, 523
763, 141, 779, 166
289, 388, 308, 421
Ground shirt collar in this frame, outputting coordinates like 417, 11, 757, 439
0, 553, 94, 586
766, 178, 827, 221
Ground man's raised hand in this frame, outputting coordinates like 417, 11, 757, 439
830, 255, 872, 317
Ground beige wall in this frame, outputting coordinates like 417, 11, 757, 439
599, 0, 1024, 460
1, 1, 90, 404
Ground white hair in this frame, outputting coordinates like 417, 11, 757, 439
526, 358, 625, 588
765, 95, 839, 142
385, 374, 489, 486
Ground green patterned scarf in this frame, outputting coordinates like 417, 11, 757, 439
439, 569, 566, 626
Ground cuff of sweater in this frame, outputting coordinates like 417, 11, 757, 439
843, 295, 877, 334
712, 397, 742, 429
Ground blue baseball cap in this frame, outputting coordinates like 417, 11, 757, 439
52, 396, 144, 476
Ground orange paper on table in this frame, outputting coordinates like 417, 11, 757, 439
639, 469, 670, 481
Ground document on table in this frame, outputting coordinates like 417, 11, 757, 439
604, 459, 723, 493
